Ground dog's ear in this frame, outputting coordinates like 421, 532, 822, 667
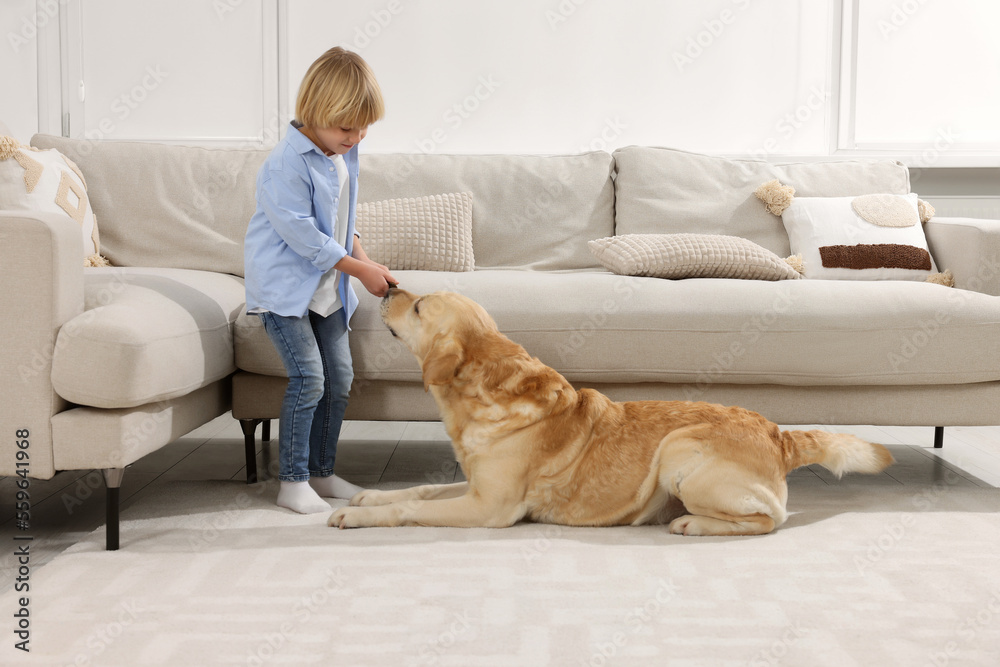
421, 335, 464, 391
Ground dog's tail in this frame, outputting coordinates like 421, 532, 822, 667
780, 430, 894, 477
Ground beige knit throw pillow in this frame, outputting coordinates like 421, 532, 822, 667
356, 192, 474, 272
589, 233, 803, 281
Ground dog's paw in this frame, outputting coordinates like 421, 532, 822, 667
668, 515, 708, 536
350, 489, 387, 507
328, 507, 360, 529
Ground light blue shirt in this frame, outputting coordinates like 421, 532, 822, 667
244, 122, 360, 322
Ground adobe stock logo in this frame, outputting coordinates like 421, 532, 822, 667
411, 75, 502, 154
74, 65, 169, 153
672, 0, 754, 73
7, 0, 64, 54
546, 0, 588, 30
877, 0, 931, 40
350, 1, 404, 51
747, 84, 828, 160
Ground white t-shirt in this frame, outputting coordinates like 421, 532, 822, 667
308, 153, 350, 317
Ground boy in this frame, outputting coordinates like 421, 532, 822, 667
244, 47, 396, 513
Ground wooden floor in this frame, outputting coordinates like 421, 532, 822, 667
2, 417, 999, 592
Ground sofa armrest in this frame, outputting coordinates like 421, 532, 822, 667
0, 211, 85, 478
924, 216, 1000, 296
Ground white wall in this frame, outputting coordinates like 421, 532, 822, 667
72, 0, 272, 143
2, 0, 999, 182
288, 0, 831, 156
3, 0, 832, 156
1, 0, 40, 141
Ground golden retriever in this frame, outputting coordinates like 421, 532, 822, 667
328, 288, 893, 535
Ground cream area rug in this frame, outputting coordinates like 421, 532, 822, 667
4, 478, 1000, 666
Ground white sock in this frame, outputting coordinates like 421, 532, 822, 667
277, 480, 330, 514
309, 474, 365, 499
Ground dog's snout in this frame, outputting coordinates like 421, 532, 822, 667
383, 283, 400, 301
379, 286, 397, 332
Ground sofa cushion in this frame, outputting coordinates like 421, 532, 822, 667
358, 152, 615, 271
612, 146, 912, 257
52, 267, 245, 409
30, 133, 268, 277
234, 310, 283, 376
233, 270, 1000, 388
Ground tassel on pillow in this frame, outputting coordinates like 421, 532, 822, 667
754, 180, 796, 216
925, 269, 954, 287
783, 254, 805, 276
913, 200, 951, 286
918, 199, 936, 223
85, 253, 112, 267
0, 134, 20, 160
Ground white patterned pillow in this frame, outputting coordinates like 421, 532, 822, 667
780, 193, 937, 281
588, 233, 803, 281
0, 135, 109, 266
356, 192, 474, 271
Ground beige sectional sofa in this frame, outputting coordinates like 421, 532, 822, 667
3, 134, 1000, 550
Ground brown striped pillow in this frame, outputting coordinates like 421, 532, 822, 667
780, 193, 938, 281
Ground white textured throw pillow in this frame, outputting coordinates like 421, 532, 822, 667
0, 134, 108, 266
588, 234, 802, 281
356, 191, 474, 272
781, 193, 937, 280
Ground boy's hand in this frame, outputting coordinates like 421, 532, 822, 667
358, 262, 397, 297
333, 253, 398, 296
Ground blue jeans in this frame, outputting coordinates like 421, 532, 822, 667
258, 310, 354, 482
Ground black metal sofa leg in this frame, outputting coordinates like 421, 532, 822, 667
239, 418, 263, 484
934, 426, 945, 449
103, 468, 125, 551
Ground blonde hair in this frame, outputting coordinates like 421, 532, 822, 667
295, 47, 385, 129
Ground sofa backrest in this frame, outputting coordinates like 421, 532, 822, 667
31, 135, 616, 274
27, 135, 913, 274
31, 134, 268, 277
359, 152, 615, 271
613, 146, 912, 257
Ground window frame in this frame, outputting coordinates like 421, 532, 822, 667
835, 0, 1000, 166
